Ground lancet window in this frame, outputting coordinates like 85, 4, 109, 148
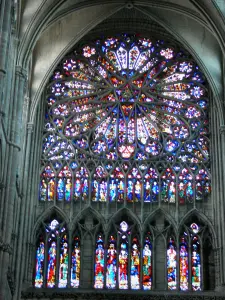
34, 218, 210, 291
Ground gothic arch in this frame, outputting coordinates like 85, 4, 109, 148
32, 205, 69, 240
179, 209, 217, 248
71, 206, 105, 233
143, 208, 178, 234
26, 2, 224, 124
108, 207, 141, 231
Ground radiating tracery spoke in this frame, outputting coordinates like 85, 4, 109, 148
43, 34, 209, 163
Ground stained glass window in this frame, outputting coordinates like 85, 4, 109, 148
34, 219, 207, 291
130, 237, 140, 289
190, 223, 201, 291
106, 235, 117, 289
40, 34, 210, 204
180, 236, 189, 291
178, 168, 194, 204
37, 33, 211, 291
71, 236, 81, 288
57, 166, 72, 201
94, 234, 105, 288
47, 239, 57, 288
144, 168, 159, 202
34, 237, 45, 288
118, 235, 129, 289
167, 238, 177, 290
143, 235, 152, 290
59, 234, 69, 287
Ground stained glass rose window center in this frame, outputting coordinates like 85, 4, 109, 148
45, 34, 209, 162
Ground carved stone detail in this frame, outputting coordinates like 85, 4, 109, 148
0, 238, 13, 254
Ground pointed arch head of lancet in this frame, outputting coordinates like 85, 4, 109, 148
179, 209, 217, 248
71, 206, 105, 234
143, 208, 178, 236
108, 207, 141, 234
32, 206, 69, 240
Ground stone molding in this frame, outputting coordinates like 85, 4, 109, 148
219, 125, 225, 135
15, 65, 27, 79
0, 238, 13, 254
21, 290, 225, 300
27, 122, 34, 133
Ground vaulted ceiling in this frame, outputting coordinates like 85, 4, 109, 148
15, 0, 225, 123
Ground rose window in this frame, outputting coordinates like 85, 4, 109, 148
44, 34, 209, 163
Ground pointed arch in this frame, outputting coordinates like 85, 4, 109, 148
32, 206, 69, 240
179, 209, 217, 248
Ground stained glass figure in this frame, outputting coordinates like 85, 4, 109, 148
57, 166, 72, 201
119, 235, 128, 289
196, 169, 210, 201
71, 237, 80, 288
47, 240, 57, 287
94, 235, 105, 288
191, 236, 201, 291
161, 169, 176, 203
178, 168, 194, 204
180, 236, 189, 291
127, 168, 142, 202
143, 236, 152, 290
144, 168, 159, 202
130, 237, 140, 289
167, 238, 177, 290
59, 234, 69, 288
74, 167, 89, 201
34, 238, 45, 288
92, 166, 108, 202
40, 166, 55, 201
106, 235, 117, 289
109, 167, 125, 202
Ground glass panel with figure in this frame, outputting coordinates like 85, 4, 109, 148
94, 235, 105, 288
143, 236, 152, 290
71, 237, 80, 288
192, 236, 201, 291
106, 235, 117, 289
34, 237, 45, 288
130, 237, 140, 289
118, 235, 128, 289
180, 236, 189, 291
47, 239, 57, 287
59, 234, 69, 287
167, 238, 177, 290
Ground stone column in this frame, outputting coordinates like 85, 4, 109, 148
0, 65, 27, 300
14, 122, 34, 300
0, 0, 12, 109
215, 125, 225, 292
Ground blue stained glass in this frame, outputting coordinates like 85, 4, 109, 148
35, 240, 45, 288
